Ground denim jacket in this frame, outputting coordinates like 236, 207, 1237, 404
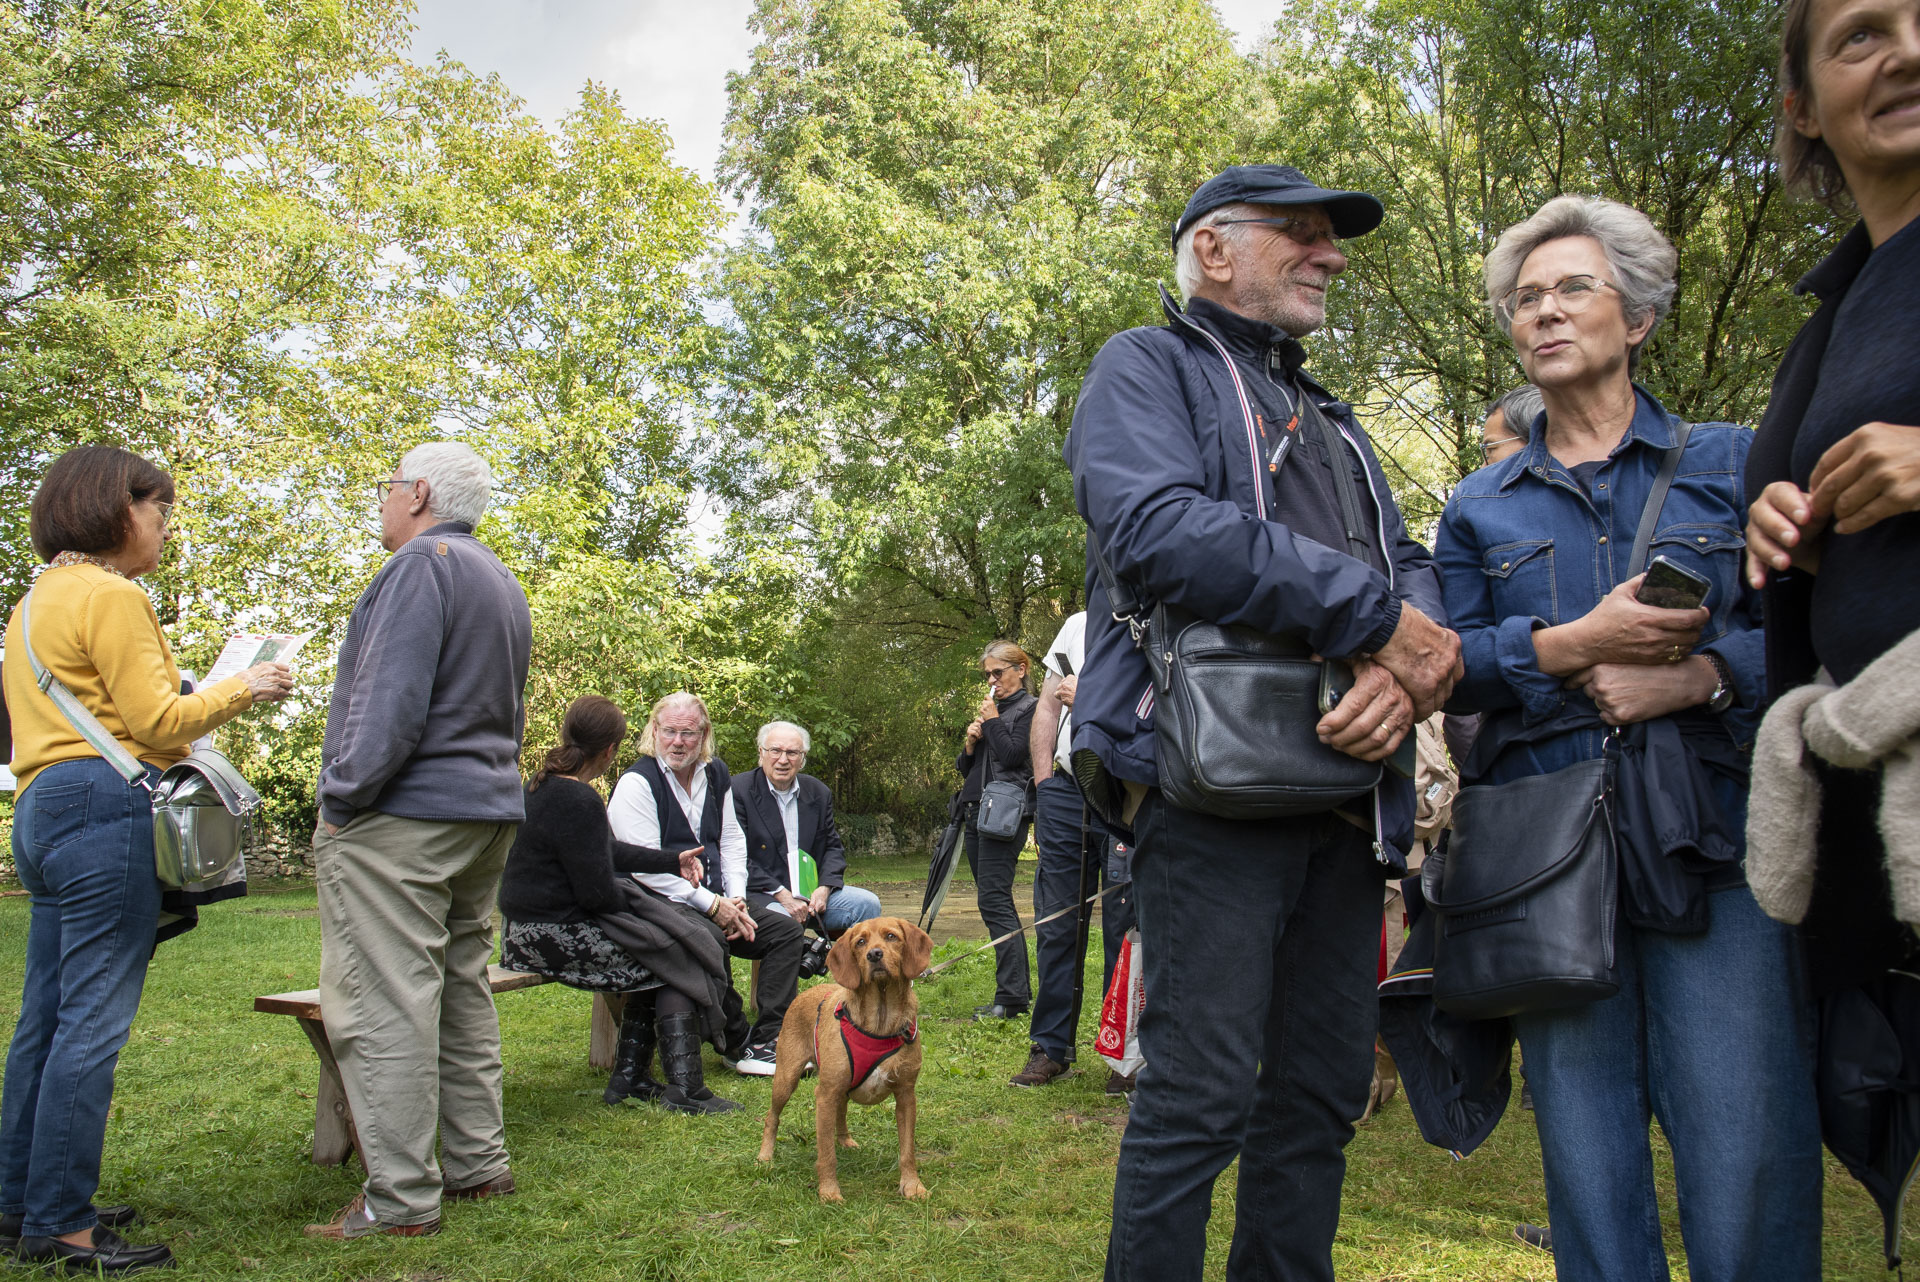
1434, 387, 1763, 785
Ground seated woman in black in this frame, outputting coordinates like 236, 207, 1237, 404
499, 695, 740, 1115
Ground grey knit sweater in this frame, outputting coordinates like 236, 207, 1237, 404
317, 522, 532, 828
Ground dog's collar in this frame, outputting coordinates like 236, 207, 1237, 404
837, 1002, 916, 1045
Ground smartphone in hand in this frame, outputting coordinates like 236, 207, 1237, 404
1635, 555, 1711, 611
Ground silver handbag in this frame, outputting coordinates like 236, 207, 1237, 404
21, 587, 259, 889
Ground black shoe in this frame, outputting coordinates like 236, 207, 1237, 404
1514, 1223, 1553, 1253
972, 1003, 1027, 1021
604, 993, 665, 1105
3, 1206, 139, 1254
17, 1225, 173, 1274
657, 1010, 741, 1115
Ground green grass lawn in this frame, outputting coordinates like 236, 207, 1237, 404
0, 880, 1896, 1280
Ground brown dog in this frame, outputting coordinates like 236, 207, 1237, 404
756, 915, 932, 1202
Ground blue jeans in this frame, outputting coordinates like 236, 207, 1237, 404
1107, 792, 1379, 1282
1515, 884, 1822, 1282
816, 885, 883, 936
1030, 775, 1134, 1064
0, 759, 162, 1238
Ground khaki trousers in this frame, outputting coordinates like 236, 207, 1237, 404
314, 812, 515, 1226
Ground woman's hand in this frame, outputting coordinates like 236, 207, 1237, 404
1745, 481, 1827, 588
1810, 421, 1920, 535
1535, 576, 1708, 675
1566, 658, 1717, 726
242, 660, 294, 703
964, 718, 984, 747
676, 846, 705, 885
977, 694, 999, 722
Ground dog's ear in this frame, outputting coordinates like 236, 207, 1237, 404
901, 920, 933, 977
826, 930, 864, 990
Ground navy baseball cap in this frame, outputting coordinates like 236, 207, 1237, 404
1172, 164, 1384, 247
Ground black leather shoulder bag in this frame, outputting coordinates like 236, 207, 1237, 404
1087, 394, 1385, 821
1420, 422, 1693, 1020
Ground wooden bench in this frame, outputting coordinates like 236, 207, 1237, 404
255, 966, 630, 1166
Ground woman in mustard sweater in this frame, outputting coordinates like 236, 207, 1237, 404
1, 446, 291, 1274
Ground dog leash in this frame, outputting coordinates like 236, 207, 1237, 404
919, 883, 1124, 980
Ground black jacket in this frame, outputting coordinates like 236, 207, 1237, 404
1064, 290, 1442, 857
957, 687, 1036, 804
498, 776, 680, 924
730, 768, 848, 894
1745, 218, 1920, 695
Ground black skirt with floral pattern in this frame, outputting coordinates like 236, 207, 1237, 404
499, 918, 661, 992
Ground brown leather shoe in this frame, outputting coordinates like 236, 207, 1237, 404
303, 1193, 441, 1240
1009, 1046, 1067, 1087
444, 1170, 515, 1202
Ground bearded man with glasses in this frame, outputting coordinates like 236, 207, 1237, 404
609, 692, 804, 1078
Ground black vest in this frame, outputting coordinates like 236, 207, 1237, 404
624, 755, 732, 890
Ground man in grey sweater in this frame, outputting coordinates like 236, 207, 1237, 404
305, 441, 532, 1241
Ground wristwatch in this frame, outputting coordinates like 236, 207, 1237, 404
1703, 651, 1735, 713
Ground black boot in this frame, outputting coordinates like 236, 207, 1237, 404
657, 1010, 741, 1115
604, 992, 664, 1105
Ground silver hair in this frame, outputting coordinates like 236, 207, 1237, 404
1488, 384, 1545, 443
637, 691, 714, 763
756, 720, 811, 753
1482, 195, 1677, 372
398, 441, 493, 526
1173, 202, 1261, 304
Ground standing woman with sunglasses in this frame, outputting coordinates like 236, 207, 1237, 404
956, 640, 1037, 1019
2, 446, 291, 1274
1433, 197, 1821, 1280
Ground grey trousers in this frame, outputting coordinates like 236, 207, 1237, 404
314, 812, 516, 1226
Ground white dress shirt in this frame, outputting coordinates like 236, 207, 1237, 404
606, 761, 748, 912
769, 777, 803, 899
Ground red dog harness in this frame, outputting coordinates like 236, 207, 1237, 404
815, 1001, 917, 1090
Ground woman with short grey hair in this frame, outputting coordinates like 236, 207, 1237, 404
1481, 195, 1677, 372
1433, 195, 1821, 1279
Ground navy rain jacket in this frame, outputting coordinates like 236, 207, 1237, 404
1065, 289, 1448, 866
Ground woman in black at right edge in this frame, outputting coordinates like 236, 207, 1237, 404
1743, 0, 1920, 994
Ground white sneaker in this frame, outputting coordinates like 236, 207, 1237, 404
733, 1042, 778, 1077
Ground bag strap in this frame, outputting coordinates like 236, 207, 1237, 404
1086, 533, 1148, 648
1626, 420, 1694, 580
18, 587, 149, 786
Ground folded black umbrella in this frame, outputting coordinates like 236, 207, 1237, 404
1378, 876, 1515, 1158
919, 791, 966, 933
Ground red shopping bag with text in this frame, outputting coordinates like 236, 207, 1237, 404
1097, 927, 1145, 1076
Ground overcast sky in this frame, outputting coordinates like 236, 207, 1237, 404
407, 0, 1282, 193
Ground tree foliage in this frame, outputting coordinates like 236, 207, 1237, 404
1246, 0, 1844, 529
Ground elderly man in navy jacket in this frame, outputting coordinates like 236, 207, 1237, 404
731, 721, 883, 942
1067, 166, 1462, 1282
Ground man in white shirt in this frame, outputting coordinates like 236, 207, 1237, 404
607, 692, 803, 1074
1010, 611, 1137, 1092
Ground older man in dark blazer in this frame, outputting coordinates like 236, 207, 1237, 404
731, 721, 883, 941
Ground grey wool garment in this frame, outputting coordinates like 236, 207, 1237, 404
1748, 626, 1920, 926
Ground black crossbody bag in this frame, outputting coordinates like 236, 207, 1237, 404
1421, 423, 1693, 1020
1086, 394, 1384, 821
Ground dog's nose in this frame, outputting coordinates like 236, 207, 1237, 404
867, 948, 885, 964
